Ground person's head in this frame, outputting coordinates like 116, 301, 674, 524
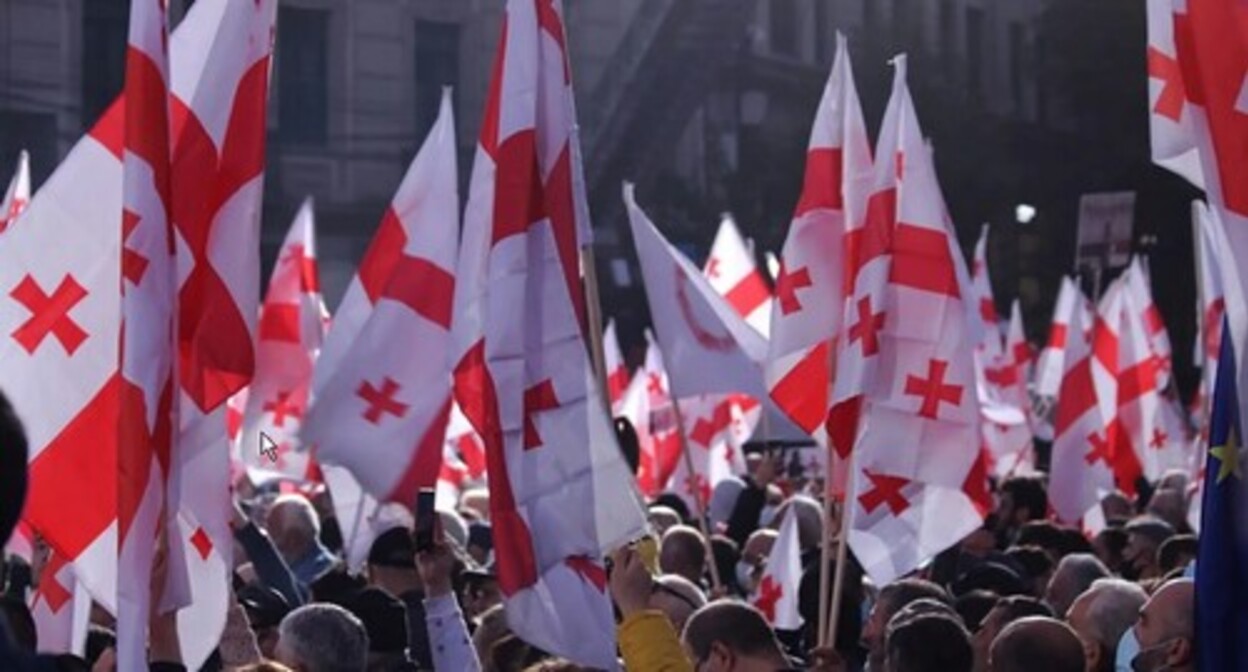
653, 493, 693, 523
267, 495, 323, 564
1065, 578, 1147, 672
0, 593, 36, 651
0, 390, 28, 546
996, 477, 1047, 535
1157, 469, 1190, 494
1131, 579, 1195, 672
614, 417, 641, 475
1092, 527, 1129, 574
770, 495, 823, 553
736, 529, 777, 594
708, 478, 746, 531
681, 600, 788, 671
1043, 553, 1109, 617
970, 596, 1053, 672
1145, 488, 1188, 533
650, 574, 707, 633
863, 579, 951, 670
340, 587, 409, 670
1013, 521, 1066, 560
953, 562, 1028, 598
1100, 491, 1133, 525
1156, 534, 1198, 575
647, 505, 682, 536
660, 525, 708, 585
709, 535, 741, 596
955, 591, 1000, 633
1123, 517, 1175, 580
886, 612, 973, 672
365, 527, 418, 596
989, 616, 1085, 672
235, 663, 296, 672
275, 603, 370, 672
239, 583, 295, 659
1003, 546, 1054, 597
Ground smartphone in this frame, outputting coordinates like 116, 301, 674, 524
413, 488, 437, 553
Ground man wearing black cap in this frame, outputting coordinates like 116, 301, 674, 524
341, 587, 416, 671
365, 527, 434, 668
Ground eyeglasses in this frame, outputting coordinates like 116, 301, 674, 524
651, 582, 702, 612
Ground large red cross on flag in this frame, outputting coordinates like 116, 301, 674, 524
840, 56, 983, 585
302, 92, 458, 506
449, 2, 646, 667
751, 507, 803, 630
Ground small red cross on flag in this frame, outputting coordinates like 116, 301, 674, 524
523, 379, 561, 450
903, 359, 964, 420
357, 377, 409, 424
848, 296, 886, 356
858, 471, 913, 516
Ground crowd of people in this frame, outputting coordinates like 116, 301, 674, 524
0, 384, 1201, 671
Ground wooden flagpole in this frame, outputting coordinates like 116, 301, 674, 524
581, 245, 612, 415
824, 442, 858, 648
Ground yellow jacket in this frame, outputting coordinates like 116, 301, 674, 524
617, 610, 695, 672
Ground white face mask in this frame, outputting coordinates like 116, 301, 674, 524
1116, 627, 1141, 672
735, 561, 756, 594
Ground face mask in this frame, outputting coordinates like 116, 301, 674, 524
735, 561, 756, 593
1115, 628, 1140, 672
1131, 638, 1179, 672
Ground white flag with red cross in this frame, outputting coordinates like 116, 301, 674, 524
0, 66, 125, 626
752, 506, 803, 631
976, 299, 1035, 479
1149, 0, 1248, 433
1090, 280, 1149, 497
970, 224, 1003, 354
302, 91, 458, 505
663, 393, 759, 513
240, 199, 329, 485
0, 149, 30, 233
117, 0, 180, 665
841, 57, 983, 585
1192, 201, 1227, 437
617, 332, 684, 497
766, 34, 871, 441
449, 1, 646, 666
436, 401, 488, 510
167, 2, 278, 667
1050, 296, 1116, 525
1114, 274, 1191, 483
704, 215, 773, 338
1122, 258, 1173, 386
1035, 277, 1086, 399
1145, 0, 1206, 189
604, 318, 630, 412
628, 186, 771, 401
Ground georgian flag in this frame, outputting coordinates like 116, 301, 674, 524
752, 506, 803, 630
0, 149, 30, 233
704, 215, 773, 337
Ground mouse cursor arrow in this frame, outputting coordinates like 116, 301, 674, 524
259, 432, 279, 463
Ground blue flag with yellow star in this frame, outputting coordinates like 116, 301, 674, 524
1196, 319, 1248, 672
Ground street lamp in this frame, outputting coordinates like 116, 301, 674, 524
1015, 203, 1037, 225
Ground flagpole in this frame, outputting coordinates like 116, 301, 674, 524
824, 442, 857, 649
670, 398, 724, 591
816, 458, 835, 646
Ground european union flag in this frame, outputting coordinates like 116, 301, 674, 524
1196, 320, 1248, 671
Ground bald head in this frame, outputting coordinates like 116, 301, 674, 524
650, 574, 707, 633
1044, 553, 1109, 617
1066, 578, 1147, 672
1133, 579, 1195, 672
660, 525, 708, 585
771, 495, 822, 552
989, 617, 1084, 672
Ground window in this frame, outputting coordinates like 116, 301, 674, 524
81, 1, 128, 130
277, 7, 329, 146
770, 0, 799, 58
1009, 22, 1026, 114
415, 21, 461, 141
965, 6, 984, 101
